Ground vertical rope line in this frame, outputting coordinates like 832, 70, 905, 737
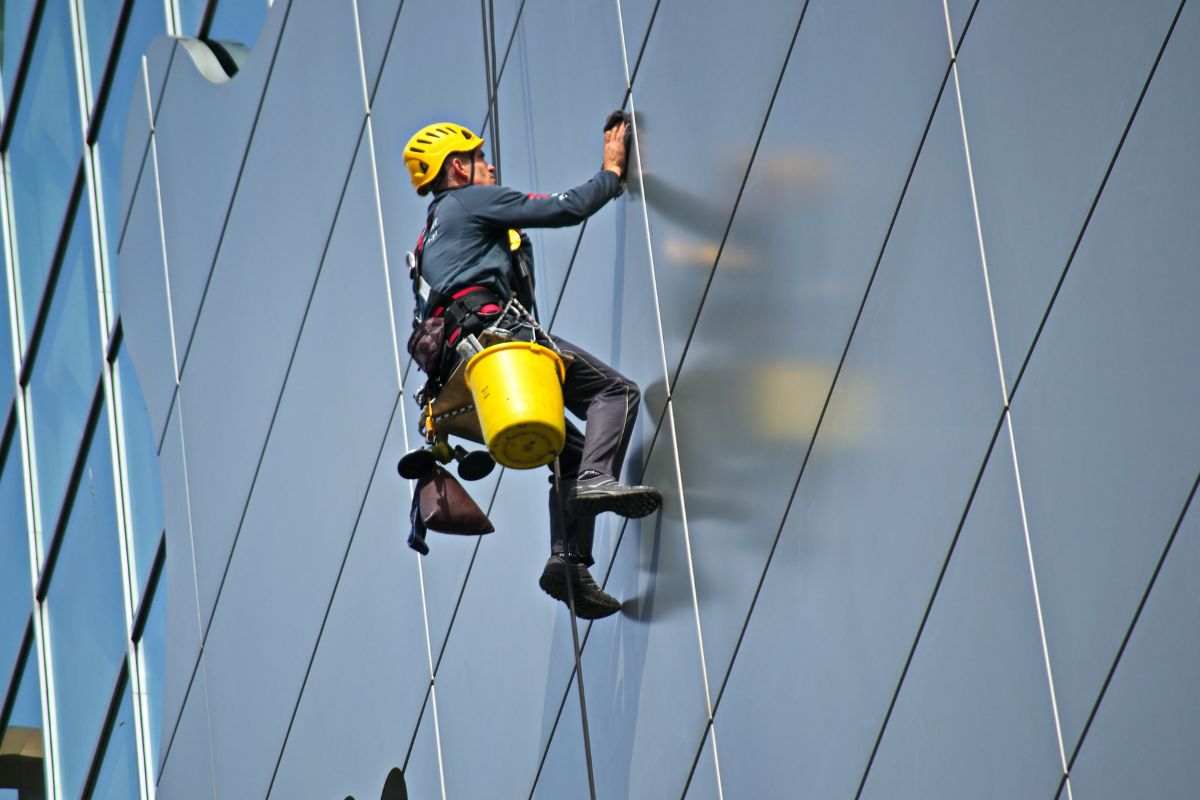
941, 2, 1072, 796
614, 1, 724, 797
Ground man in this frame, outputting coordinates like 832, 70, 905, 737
403, 118, 661, 619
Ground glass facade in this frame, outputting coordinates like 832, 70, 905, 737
0, 2, 271, 798
9, 1, 1198, 799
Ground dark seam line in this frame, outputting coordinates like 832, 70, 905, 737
853, 411, 1007, 799
18, 165, 85, 386
366, 0, 407, 108
196, 121, 364, 646
149, 41, 179, 126
84, 0, 136, 144
264, 392, 402, 798
432, 482, 499, 673
0, 623, 34, 736
546, 219, 589, 328
525, 664, 580, 799
626, 0, 664, 89
402, 682, 433, 773
480, 0, 495, 149
662, 0, 809, 394
1064, 468, 1200, 776
80, 663, 130, 799
1054, 772, 1068, 799
0, 0, 47, 152
105, 318, 123, 365
709, 61, 954, 719
0, 401, 16, 460
676, 719, 715, 799
158, 119, 363, 770
1009, 0, 1187, 400
115, 98, 158, 252
130, 531, 167, 642
34, 371, 107, 602
489, 0, 502, 182
197, 0, 219, 39
566, 572, 599, 800
154, 385, 177, 457
175, 0, 295, 377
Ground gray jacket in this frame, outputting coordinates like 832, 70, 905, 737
415, 170, 622, 317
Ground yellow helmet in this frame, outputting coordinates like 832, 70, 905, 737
404, 122, 485, 194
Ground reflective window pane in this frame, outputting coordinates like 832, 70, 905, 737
209, 0, 269, 46
116, 347, 164, 597
0, 437, 30, 691
44, 406, 126, 800
96, 0, 167, 309
88, 680, 140, 800
0, 646, 48, 799
6, 0, 83, 335
177, 0, 206, 36
1, 0, 36, 107
80, 0, 124, 105
139, 579, 166, 778
0, 243, 12, 409
28, 205, 102, 546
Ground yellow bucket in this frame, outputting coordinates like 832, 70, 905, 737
465, 341, 566, 469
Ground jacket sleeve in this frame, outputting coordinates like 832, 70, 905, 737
459, 171, 623, 229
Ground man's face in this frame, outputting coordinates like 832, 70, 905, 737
469, 149, 496, 186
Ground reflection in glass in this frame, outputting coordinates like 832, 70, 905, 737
0, 438, 31, 694
116, 348, 164, 598
1, 0, 36, 108
27, 205, 102, 546
0, 648, 47, 799
177, 0, 206, 37
139, 582, 165, 779
80, 0, 124, 106
209, 0, 269, 47
96, 0, 167, 311
6, 0, 83, 335
88, 680, 139, 800
0, 246, 12, 410
44, 406, 126, 800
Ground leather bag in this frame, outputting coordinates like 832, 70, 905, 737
418, 465, 494, 535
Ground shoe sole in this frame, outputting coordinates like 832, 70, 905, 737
569, 488, 662, 520
538, 566, 621, 620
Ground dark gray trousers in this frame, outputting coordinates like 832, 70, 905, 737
547, 335, 640, 566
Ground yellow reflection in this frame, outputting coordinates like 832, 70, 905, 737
750, 360, 876, 445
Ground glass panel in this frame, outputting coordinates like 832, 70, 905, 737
0, 438, 30, 692
80, 0, 124, 106
208, 0, 268, 46
88, 680, 140, 800
139, 578, 165, 779
0, 647, 48, 799
96, 0, 167, 309
27, 205, 101, 547
1, 0, 36, 108
177, 0, 205, 36
116, 348, 164, 597
0, 242, 13, 409
44, 406, 127, 800
6, 0, 83, 336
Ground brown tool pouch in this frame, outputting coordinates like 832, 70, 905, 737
407, 316, 446, 376
418, 465, 494, 535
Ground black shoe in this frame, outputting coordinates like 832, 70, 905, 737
567, 474, 662, 519
538, 555, 622, 619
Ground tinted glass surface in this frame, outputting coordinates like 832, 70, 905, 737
711, 92, 1000, 799
0, 245, 13, 409
6, 0, 82, 336
88, 680, 140, 800
139, 578, 166, 779
80, 0, 123, 107
116, 348, 165, 598
1070, 493, 1200, 799
28, 205, 102, 545
171, 0, 364, 630
44, 406, 126, 800
353, 0, 400, 100
208, 0, 269, 46
670, 0, 948, 695
156, 658, 215, 798
197, 139, 400, 798
529, 673, 588, 800
96, 0, 167, 308
858, 427, 1062, 799
1, 0, 36, 106
956, 0, 1179, 388
0, 437, 30, 690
